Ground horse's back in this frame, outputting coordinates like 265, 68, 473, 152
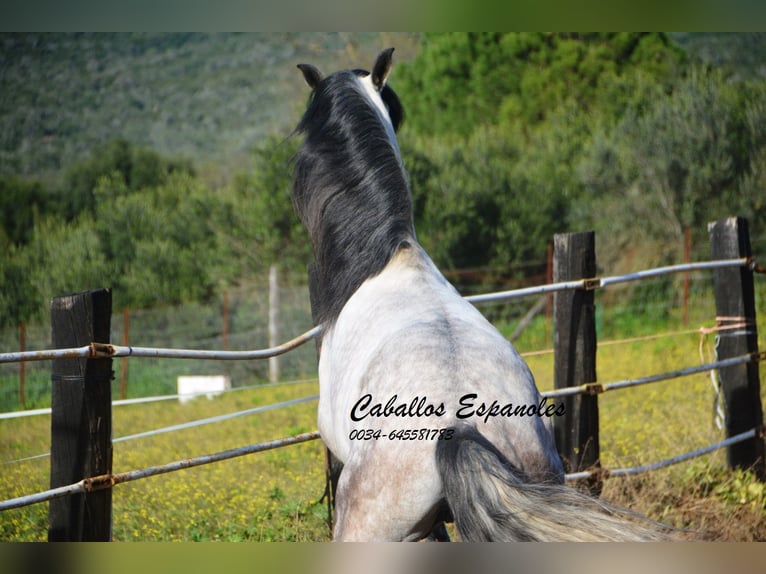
318, 243, 563, 480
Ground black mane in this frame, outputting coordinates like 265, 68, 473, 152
292, 67, 414, 327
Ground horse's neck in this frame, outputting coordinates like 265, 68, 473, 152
311, 183, 415, 327
335, 242, 464, 325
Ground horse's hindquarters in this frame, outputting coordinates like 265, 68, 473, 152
317, 249, 564, 539
332, 437, 446, 541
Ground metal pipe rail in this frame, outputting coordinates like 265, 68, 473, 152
0, 378, 318, 421
8, 352, 758, 461
3, 425, 760, 512
4, 395, 320, 465
0, 258, 755, 365
0, 325, 323, 364
9, 351, 761, 463
0, 431, 321, 511
541, 351, 766, 399
465, 257, 752, 305
565, 427, 762, 482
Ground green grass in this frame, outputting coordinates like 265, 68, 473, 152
497, 285, 766, 539
1, 285, 765, 541
0, 380, 330, 542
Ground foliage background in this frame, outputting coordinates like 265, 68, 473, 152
2, 32, 766, 327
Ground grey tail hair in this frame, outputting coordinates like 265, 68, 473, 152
435, 425, 675, 541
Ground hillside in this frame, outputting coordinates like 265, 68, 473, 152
0, 33, 421, 183
1, 33, 762, 185
671, 32, 766, 81
5, 32, 766, 184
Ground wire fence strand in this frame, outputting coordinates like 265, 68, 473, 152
0, 377, 318, 420
0, 431, 321, 511
541, 351, 765, 399
3, 394, 320, 465
3, 424, 759, 512
565, 427, 761, 481
0, 255, 762, 518
0, 258, 753, 366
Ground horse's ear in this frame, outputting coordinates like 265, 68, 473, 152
297, 63, 322, 90
371, 47, 394, 91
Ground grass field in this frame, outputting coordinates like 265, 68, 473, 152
1, 380, 329, 541
1, 287, 765, 541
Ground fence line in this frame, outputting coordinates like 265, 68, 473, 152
8, 350, 762, 466
0, 257, 754, 367
0, 325, 323, 365
4, 394, 320, 465
0, 243, 762, 537
0, 377, 318, 420
564, 427, 762, 481
464, 257, 753, 305
0, 431, 321, 512
3, 423, 760, 513
541, 351, 765, 399
517, 323, 746, 359
0, 317, 728, 419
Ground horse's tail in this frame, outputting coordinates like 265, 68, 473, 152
435, 425, 672, 541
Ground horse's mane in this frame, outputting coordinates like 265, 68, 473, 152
292, 67, 414, 327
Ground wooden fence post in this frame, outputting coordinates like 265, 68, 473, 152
552, 231, 601, 495
682, 226, 692, 326
708, 217, 765, 479
268, 265, 280, 384
48, 289, 113, 541
545, 242, 553, 347
222, 291, 229, 352
120, 308, 130, 400
19, 321, 26, 409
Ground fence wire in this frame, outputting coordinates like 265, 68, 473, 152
7, 349, 761, 466
465, 257, 752, 305
0, 255, 763, 518
0, 431, 321, 512
565, 427, 761, 482
0, 377, 317, 420
4, 394, 319, 465
541, 351, 765, 399
0, 257, 754, 366
2, 424, 760, 512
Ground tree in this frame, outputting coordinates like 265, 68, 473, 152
59, 138, 194, 220
395, 33, 684, 137
412, 124, 568, 272
0, 243, 39, 326
577, 67, 766, 269
214, 135, 311, 280
0, 175, 50, 245
393, 33, 687, 275
92, 171, 220, 309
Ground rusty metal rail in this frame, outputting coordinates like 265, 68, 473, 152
565, 427, 762, 482
0, 431, 321, 511
3, 424, 760, 511
0, 258, 755, 365
0, 325, 322, 364
4, 394, 320, 465
0, 255, 762, 516
465, 257, 752, 305
541, 351, 766, 399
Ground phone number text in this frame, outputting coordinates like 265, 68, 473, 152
348, 428, 455, 441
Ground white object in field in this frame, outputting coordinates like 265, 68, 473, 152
177, 375, 231, 404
